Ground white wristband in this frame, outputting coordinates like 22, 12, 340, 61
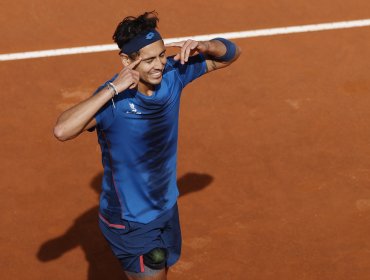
106, 82, 117, 109
107, 82, 118, 95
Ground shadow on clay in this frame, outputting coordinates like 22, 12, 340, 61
37, 172, 213, 280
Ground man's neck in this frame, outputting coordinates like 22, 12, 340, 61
138, 82, 155, 96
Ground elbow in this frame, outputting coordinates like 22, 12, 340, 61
237, 45, 242, 57
53, 124, 69, 142
234, 45, 242, 61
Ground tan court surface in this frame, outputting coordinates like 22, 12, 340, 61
2, 1, 370, 279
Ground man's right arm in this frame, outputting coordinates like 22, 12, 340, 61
53, 58, 141, 141
53, 88, 113, 141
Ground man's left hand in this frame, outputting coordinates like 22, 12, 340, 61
165, 40, 209, 65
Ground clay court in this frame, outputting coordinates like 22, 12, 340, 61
2, 1, 370, 279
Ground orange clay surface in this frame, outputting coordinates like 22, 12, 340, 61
2, 1, 370, 279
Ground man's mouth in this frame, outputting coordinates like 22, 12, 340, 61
150, 71, 162, 79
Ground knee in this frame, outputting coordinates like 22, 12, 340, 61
143, 248, 168, 270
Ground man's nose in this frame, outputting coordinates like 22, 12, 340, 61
154, 57, 165, 69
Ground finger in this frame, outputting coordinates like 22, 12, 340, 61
180, 40, 192, 63
188, 41, 200, 61
165, 41, 185, 48
132, 71, 140, 81
132, 70, 139, 77
184, 47, 191, 63
181, 40, 193, 64
184, 41, 198, 63
173, 53, 180, 61
129, 83, 137, 89
130, 71, 140, 88
132, 70, 140, 81
127, 57, 142, 69
129, 77, 139, 89
128, 77, 137, 89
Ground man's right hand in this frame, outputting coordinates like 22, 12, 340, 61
112, 58, 142, 92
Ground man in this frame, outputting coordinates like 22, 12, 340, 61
54, 11, 241, 280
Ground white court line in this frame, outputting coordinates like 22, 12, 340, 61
1, 18, 370, 61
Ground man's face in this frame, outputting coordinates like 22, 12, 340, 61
135, 40, 167, 86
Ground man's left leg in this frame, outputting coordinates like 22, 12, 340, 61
124, 203, 182, 280
125, 267, 167, 280
125, 248, 168, 280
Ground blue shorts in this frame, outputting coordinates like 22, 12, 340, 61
98, 203, 182, 273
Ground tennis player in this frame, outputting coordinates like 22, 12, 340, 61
54, 11, 241, 280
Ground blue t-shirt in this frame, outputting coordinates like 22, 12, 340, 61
93, 55, 207, 224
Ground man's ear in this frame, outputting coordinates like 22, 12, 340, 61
120, 53, 131, 67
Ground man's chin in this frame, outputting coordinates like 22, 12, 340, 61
139, 76, 163, 90
148, 76, 163, 85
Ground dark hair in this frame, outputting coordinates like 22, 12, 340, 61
113, 11, 159, 57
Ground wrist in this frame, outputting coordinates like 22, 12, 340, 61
107, 82, 118, 96
100, 85, 114, 99
105, 82, 118, 108
210, 38, 237, 62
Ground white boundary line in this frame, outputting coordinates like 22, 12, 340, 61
1, 18, 370, 61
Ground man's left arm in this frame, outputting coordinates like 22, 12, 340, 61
166, 38, 241, 73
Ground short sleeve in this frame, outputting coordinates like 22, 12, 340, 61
88, 80, 117, 132
171, 54, 207, 87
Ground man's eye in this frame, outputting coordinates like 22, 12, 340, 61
160, 53, 165, 57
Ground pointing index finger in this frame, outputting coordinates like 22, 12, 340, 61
127, 57, 142, 69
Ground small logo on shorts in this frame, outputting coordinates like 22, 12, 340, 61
146, 32, 155, 40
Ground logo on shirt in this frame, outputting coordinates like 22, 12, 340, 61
146, 32, 155, 40
125, 102, 142, 114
